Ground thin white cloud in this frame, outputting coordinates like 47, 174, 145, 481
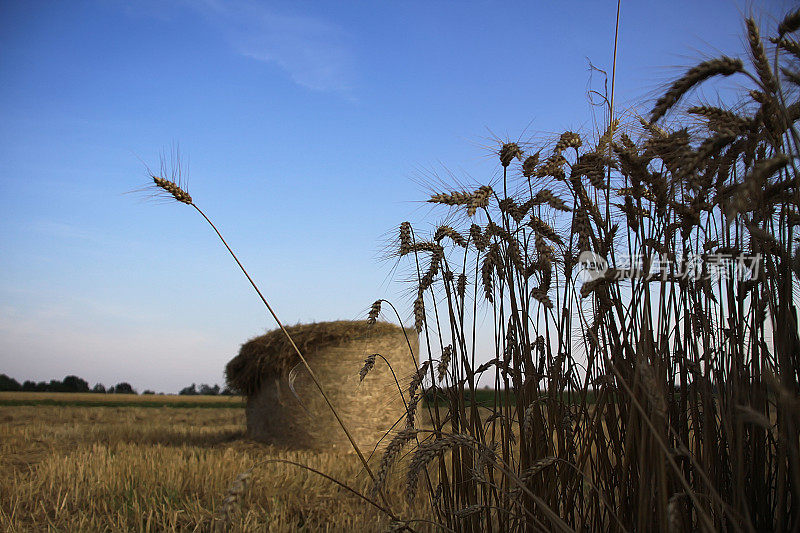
194, 0, 356, 93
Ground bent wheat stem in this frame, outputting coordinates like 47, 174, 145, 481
149, 173, 395, 517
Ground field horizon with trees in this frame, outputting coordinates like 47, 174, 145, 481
0, 373, 235, 396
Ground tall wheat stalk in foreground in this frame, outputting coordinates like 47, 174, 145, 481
142, 150, 402, 525
361, 12, 800, 532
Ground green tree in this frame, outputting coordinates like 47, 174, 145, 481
110, 382, 136, 394
179, 383, 197, 395
0, 374, 21, 391
61, 375, 90, 393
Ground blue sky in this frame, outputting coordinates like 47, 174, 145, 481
0, 0, 792, 392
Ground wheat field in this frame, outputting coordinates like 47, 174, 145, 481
0, 393, 430, 532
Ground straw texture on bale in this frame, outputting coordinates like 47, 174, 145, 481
225, 320, 418, 451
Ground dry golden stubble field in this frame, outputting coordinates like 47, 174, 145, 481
0, 393, 434, 532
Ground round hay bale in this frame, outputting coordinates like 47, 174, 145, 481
225, 320, 418, 452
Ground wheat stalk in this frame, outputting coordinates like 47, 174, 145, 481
146, 155, 395, 517
650, 57, 744, 122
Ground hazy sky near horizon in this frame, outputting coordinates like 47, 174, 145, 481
0, 0, 793, 392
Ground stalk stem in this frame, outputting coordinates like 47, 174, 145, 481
190, 203, 394, 516
606, 0, 622, 222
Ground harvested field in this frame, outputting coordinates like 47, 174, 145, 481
0, 393, 433, 532
0, 392, 245, 409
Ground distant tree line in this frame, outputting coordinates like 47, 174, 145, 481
178, 383, 235, 396
0, 374, 233, 395
0, 374, 137, 394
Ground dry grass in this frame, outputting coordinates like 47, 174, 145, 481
0, 395, 434, 532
